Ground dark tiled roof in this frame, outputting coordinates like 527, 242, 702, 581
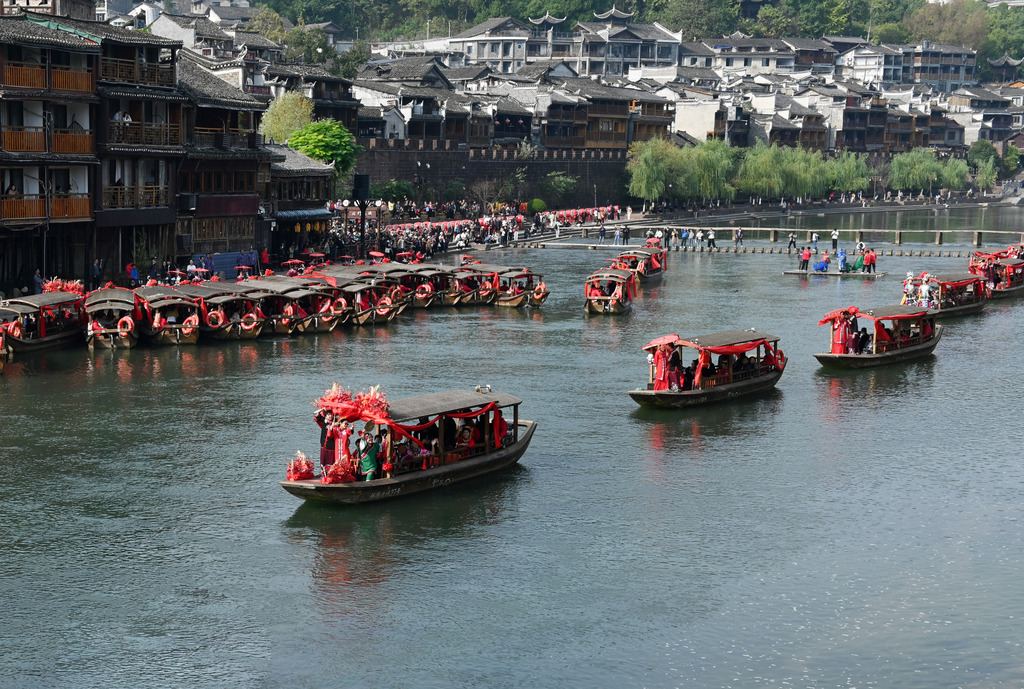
441, 65, 492, 81
177, 54, 266, 110
451, 17, 530, 39
266, 143, 333, 175
555, 78, 671, 104
98, 84, 189, 102
232, 30, 281, 50
161, 13, 232, 41
0, 14, 101, 51
206, 6, 254, 21
24, 10, 181, 47
514, 60, 577, 79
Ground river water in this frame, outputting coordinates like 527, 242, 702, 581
2, 207, 1023, 688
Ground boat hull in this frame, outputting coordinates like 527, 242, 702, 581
7, 327, 85, 353
988, 283, 1024, 299
86, 330, 138, 349
629, 369, 783, 408
143, 326, 200, 346
784, 270, 888, 279
280, 421, 536, 504
815, 326, 943, 368
927, 299, 986, 318
529, 290, 550, 307
207, 322, 265, 340
497, 293, 530, 308
585, 298, 631, 314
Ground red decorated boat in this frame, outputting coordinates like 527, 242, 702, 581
615, 246, 666, 281
174, 282, 270, 340
0, 292, 85, 353
584, 269, 635, 314
133, 285, 202, 345
629, 330, 786, 408
968, 253, 1024, 298
901, 271, 988, 318
815, 305, 942, 368
83, 287, 140, 349
280, 387, 536, 505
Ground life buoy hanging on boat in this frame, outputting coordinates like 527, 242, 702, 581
533, 284, 546, 299
9, 321, 22, 339
239, 312, 258, 331
206, 309, 225, 328
117, 315, 134, 337
182, 314, 200, 336
282, 302, 296, 326
776, 350, 786, 370
389, 286, 404, 302
375, 295, 392, 317
331, 298, 347, 316
416, 284, 432, 298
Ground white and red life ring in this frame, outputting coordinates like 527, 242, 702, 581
117, 315, 134, 337
206, 309, 225, 328
239, 312, 258, 331
375, 296, 392, 317
331, 298, 347, 316
9, 321, 22, 339
182, 314, 199, 336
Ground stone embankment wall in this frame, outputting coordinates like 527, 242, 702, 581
353, 140, 628, 208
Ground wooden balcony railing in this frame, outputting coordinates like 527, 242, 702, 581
99, 57, 174, 87
1, 126, 46, 152
192, 128, 261, 149
1, 61, 46, 89
1, 195, 46, 221
193, 127, 219, 148
50, 194, 91, 219
101, 185, 169, 209
51, 129, 94, 154
108, 121, 181, 146
51, 66, 93, 92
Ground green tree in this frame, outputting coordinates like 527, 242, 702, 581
259, 92, 314, 144
735, 142, 784, 199
626, 138, 685, 205
248, 7, 289, 44
941, 157, 969, 190
285, 24, 332, 64
747, 5, 800, 37
288, 120, 361, 178
903, 0, 989, 51
332, 41, 371, 79
828, 151, 871, 193
890, 148, 943, 193
870, 22, 910, 44
658, 0, 739, 40
974, 156, 998, 191
370, 178, 416, 201
967, 139, 998, 171
685, 139, 737, 202
1002, 144, 1022, 178
540, 171, 578, 205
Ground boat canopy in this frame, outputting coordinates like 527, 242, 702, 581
587, 269, 634, 282
84, 288, 136, 312
133, 286, 196, 308
388, 390, 523, 423
3, 292, 83, 310
923, 272, 983, 288
819, 305, 928, 325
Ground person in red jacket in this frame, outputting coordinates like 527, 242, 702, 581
800, 247, 811, 271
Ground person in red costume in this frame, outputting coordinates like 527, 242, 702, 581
653, 344, 671, 391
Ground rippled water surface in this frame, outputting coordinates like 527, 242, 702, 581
2, 225, 1023, 688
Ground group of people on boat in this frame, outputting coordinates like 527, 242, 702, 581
650, 344, 776, 392
827, 308, 933, 355
313, 406, 510, 483
800, 246, 878, 273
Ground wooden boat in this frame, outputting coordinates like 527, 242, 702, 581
258, 276, 345, 333
901, 271, 987, 318
454, 264, 510, 305
83, 287, 140, 349
133, 286, 202, 345
175, 283, 270, 340
629, 330, 786, 408
495, 270, 548, 308
280, 389, 536, 505
1, 292, 85, 353
814, 305, 942, 368
584, 269, 635, 314
968, 255, 1024, 298
615, 247, 666, 281
341, 282, 399, 326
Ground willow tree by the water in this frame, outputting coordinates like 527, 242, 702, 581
890, 148, 943, 193
682, 138, 737, 202
626, 138, 686, 206
828, 151, 871, 194
734, 142, 784, 199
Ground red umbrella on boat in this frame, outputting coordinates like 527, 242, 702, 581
642, 334, 682, 351
168, 270, 187, 276
192, 268, 210, 273
281, 259, 305, 266
235, 265, 253, 271
369, 251, 385, 258
308, 252, 325, 258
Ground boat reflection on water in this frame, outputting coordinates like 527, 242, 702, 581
812, 355, 937, 410
283, 465, 530, 599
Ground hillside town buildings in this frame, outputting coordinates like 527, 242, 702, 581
1, 0, 1021, 293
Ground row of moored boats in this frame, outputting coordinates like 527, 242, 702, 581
584, 239, 667, 314
0, 259, 550, 371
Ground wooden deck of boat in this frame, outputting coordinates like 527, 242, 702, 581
783, 270, 888, 278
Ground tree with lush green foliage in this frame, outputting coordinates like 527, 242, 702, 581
1002, 144, 1022, 178
903, 0, 989, 51
746, 5, 800, 37
332, 41, 371, 79
288, 120, 361, 178
370, 178, 417, 201
967, 139, 998, 171
657, 0, 739, 41
941, 158, 970, 190
890, 148, 943, 193
735, 142, 784, 199
684, 138, 737, 201
259, 92, 313, 144
540, 171, 578, 205
626, 138, 684, 205
974, 157, 998, 191
827, 151, 871, 194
